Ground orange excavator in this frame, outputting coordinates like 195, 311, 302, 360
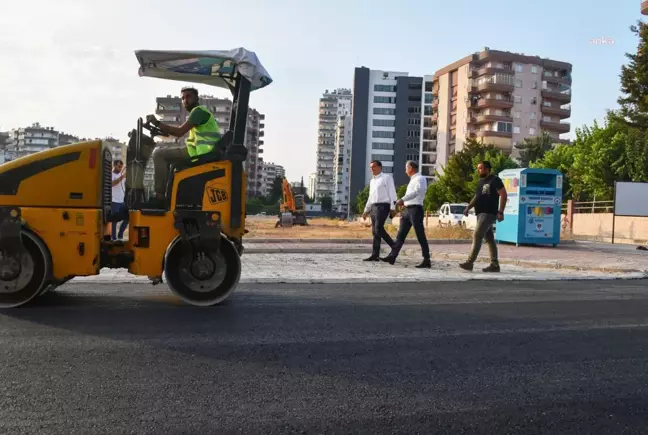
275, 178, 308, 227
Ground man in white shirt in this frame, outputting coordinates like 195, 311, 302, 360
380, 160, 431, 268
111, 160, 129, 240
362, 160, 397, 261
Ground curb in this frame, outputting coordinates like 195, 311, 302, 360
431, 252, 648, 275
244, 238, 472, 244
243, 238, 577, 245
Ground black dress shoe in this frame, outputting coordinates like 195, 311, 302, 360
415, 259, 431, 268
380, 256, 396, 265
363, 256, 379, 261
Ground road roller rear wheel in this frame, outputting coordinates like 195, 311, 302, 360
164, 236, 241, 307
0, 232, 50, 308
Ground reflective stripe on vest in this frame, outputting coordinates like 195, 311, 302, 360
186, 106, 221, 157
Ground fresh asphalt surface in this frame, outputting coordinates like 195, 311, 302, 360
2, 279, 648, 434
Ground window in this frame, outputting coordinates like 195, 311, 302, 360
372, 142, 394, 150
407, 130, 420, 138
543, 116, 552, 122
529, 127, 537, 135
513, 111, 521, 118
373, 119, 395, 127
374, 96, 396, 104
530, 112, 536, 119
424, 94, 434, 104
408, 106, 421, 114
531, 65, 538, 74
514, 95, 522, 103
383, 166, 393, 173
407, 118, 421, 125
514, 79, 522, 88
543, 101, 552, 107
372, 154, 393, 161
374, 107, 396, 115
515, 64, 523, 73
372, 131, 395, 138
530, 97, 537, 105
424, 106, 433, 116
513, 126, 520, 134
496, 122, 513, 133
374, 85, 396, 92
532, 81, 537, 89
425, 82, 433, 92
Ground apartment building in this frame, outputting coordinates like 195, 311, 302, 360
260, 162, 285, 197
154, 95, 266, 197
349, 68, 423, 200
104, 137, 127, 162
308, 173, 317, 199
333, 115, 352, 213
315, 89, 352, 200
420, 48, 572, 179
5, 123, 79, 161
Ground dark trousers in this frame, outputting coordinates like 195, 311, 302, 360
111, 202, 129, 240
389, 205, 430, 259
370, 203, 394, 257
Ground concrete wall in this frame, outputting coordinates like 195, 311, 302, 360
566, 213, 648, 243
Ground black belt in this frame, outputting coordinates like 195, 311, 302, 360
406, 204, 423, 208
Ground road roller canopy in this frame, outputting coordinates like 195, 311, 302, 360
134, 48, 273, 91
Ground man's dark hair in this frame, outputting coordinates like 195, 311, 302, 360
370, 160, 382, 168
480, 161, 492, 170
113, 159, 123, 165
407, 160, 419, 171
181, 87, 199, 98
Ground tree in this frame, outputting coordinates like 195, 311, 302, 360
397, 184, 408, 199
530, 143, 577, 199
426, 138, 518, 209
616, 21, 648, 130
320, 195, 333, 212
354, 185, 370, 214
516, 131, 556, 167
265, 176, 284, 205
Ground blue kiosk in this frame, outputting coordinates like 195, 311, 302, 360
495, 168, 563, 247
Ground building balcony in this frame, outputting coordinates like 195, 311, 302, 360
432, 99, 439, 108
541, 103, 571, 119
476, 97, 514, 109
540, 120, 571, 133
476, 64, 513, 77
474, 114, 513, 124
541, 88, 571, 103
477, 81, 514, 93
476, 130, 513, 139
422, 140, 437, 152
543, 71, 572, 85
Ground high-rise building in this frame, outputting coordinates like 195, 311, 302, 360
154, 95, 266, 197
5, 123, 79, 161
333, 115, 352, 213
348, 68, 423, 200
260, 162, 285, 197
315, 88, 352, 200
0, 132, 8, 150
104, 137, 127, 162
308, 173, 317, 199
420, 48, 572, 180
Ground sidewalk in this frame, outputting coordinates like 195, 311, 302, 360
72, 253, 645, 285
242, 240, 648, 273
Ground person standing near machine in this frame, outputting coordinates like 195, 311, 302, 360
111, 159, 129, 240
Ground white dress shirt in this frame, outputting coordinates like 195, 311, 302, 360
364, 172, 397, 213
400, 172, 427, 206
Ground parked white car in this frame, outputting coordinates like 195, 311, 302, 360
461, 209, 497, 232
438, 203, 468, 227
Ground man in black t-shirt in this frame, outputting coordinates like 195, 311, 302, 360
459, 161, 507, 272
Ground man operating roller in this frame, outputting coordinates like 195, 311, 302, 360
145, 87, 223, 203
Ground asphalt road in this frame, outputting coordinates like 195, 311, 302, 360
2, 280, 648, 434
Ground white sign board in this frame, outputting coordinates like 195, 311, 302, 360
614, 182, 648, 217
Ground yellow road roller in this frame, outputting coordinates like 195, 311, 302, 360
0, 48, 272, 307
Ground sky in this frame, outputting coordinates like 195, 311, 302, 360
0, 0, 640, 182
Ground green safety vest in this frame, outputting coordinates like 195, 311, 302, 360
186, 105, 222, 157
